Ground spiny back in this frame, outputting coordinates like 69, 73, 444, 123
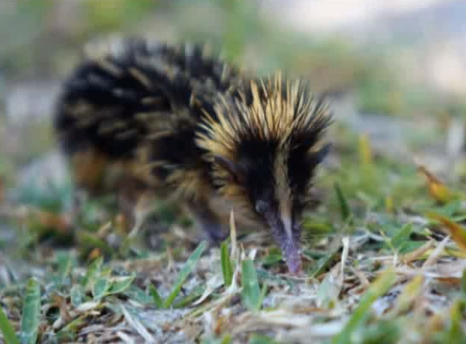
54, 37, 244, 160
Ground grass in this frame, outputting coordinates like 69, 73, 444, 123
0, 305, 20, 344
19, 279, 41, 344
161, 240, 207, 309
1, 125, 466, 343
221, 240, 233, 287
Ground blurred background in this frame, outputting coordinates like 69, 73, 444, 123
2, 3, 466, 341
1, 0, 466, 192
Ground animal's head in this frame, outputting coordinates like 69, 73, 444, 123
197, 74, 332, 273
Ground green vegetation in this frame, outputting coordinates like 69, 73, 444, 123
2, 121, 466, 343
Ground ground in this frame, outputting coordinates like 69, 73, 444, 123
2, 1, 466, 344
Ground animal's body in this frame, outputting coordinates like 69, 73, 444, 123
54, 37, 332, 273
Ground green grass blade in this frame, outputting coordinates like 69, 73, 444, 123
257, 283, 268, 309
70, 285, 84, 308
173, 285, 206, 308
308, 248, 339, 279
334, 182, 351, 222
19, 278, 41, 344
163, 240, 207, 308
461, 269, 466, 297
241, 260, 262, 311
201, 335, 232, 344
106, 275, 136, 296
92, 277, 110, 300
56, 315, 86, 342
447, 300, 466, 343
248, 334, 281, 344
220, 335, 232, 344
149, 284, 164, 308
221, 241, 233, 287
330, 268, 396, 344
389, 223, 413, 251
54, 252, 73, 285
126, 285, 153, 305
0, 305, 20, 344
81, 256, 103, 290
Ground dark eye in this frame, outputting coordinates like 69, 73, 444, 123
255, 200, 269, 214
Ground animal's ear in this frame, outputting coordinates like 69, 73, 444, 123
213, 155, 246, 184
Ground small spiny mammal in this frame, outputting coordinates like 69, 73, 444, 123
54, 37, 332, 273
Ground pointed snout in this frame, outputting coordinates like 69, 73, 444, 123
266, 214, 302, 274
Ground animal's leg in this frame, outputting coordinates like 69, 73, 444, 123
70, 149, 108, 195
67, 149, 109, 222
117, 177, 156, 235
